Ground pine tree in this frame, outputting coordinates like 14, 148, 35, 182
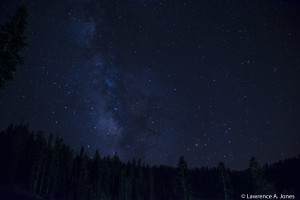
0, 5, 27, 87
89, 150, 102, 199
30, 130, 47, 194
39, 133, 53, 194
218, 162, 232, 200
147, 166, 155, 200
176, 156, 192, 200
249, 157, 275, 195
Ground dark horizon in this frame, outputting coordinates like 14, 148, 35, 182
0, 0, 299, 170
2, 122, 299, 174
1, 122, 299, 171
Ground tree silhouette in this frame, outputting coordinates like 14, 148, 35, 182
249, 157, 275, 194
218, 162, 232, 200
0, 124, 298, 199
176, 156, 192, 200
0, 5, 27, 87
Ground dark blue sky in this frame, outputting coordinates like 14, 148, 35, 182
0, 0, 299, 169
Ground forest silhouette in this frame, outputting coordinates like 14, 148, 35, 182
0, 123, 299, 200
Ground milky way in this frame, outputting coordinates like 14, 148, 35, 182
0, 0, 299, 169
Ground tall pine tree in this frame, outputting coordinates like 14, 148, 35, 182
176, 156, 192, 200
0, 5, 27, 87
249, 157, 275, 195
218, 162, 232, 200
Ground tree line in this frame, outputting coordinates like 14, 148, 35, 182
0, 123, 299, 200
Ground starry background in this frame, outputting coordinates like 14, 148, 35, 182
0, 0, 299, 170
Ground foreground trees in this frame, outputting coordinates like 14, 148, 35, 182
0, 124, 299, 199
0, 5, 27, 87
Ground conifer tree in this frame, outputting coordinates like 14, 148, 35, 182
249, 157, 275, 195
0, 5, 27, 87
218, 162, 232, 200
89, 150, 102, 199
147, 166, 155, 200
176, 156, 192, 200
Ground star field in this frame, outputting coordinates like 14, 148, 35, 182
0, 0, 299, 169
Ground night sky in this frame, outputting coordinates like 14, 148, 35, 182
0, 0, 299, 170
